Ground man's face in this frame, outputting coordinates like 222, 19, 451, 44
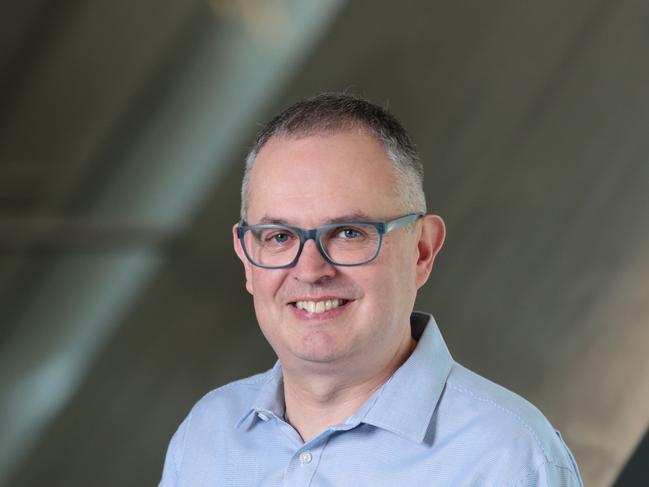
234, 129, 442, 375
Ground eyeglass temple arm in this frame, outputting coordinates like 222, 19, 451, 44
384, 213, 423, 233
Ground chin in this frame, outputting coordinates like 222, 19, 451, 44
286, 334, 355, 366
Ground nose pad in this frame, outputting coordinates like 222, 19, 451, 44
292, 239, 335, 281
300, 239, 331, 265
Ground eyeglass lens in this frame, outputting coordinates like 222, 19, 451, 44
243, 223, 381, 267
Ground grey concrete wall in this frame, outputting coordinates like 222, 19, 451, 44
3, 0, 649, 486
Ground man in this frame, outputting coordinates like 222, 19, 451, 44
159, 93, 583, 486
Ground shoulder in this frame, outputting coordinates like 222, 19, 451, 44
438, 363, 582, 485
444, 363, 552, 444
164, 369, 272, 459
159, 369, 276, 484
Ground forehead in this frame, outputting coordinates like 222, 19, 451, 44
246, 130, 401, 224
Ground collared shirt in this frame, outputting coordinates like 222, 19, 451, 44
159, 312, 583, 486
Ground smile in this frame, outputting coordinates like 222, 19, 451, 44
294, 298, 348, 314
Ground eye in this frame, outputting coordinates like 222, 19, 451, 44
336, 227, 364, 239
267, 231, 292, 244
259, 228, 299, 247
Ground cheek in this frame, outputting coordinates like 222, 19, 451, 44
372, 245, 418, 304
353, 262, 397, 309
250, 272, 286, 343
249, 269, 285, 305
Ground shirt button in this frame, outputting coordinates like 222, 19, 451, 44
257, 412, 269, 421
299, 451, 313, 464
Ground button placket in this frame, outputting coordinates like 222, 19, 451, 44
283, 446, 321, 485
299, 451, 313, 464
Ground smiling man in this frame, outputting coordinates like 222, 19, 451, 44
159, 93, 583, 486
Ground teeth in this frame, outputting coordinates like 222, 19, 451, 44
295, 299, 344, 314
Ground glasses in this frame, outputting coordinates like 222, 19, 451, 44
237, 213, 423, 269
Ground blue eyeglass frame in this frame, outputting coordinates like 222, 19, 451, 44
237, 212, 423, 269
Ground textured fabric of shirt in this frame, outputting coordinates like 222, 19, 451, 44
159, 312, 583, 487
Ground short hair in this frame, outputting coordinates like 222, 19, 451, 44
240, 92, 427, 221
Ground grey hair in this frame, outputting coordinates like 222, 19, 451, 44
240, 93, 427, 221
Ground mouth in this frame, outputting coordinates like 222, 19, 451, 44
290, 298, 351, 315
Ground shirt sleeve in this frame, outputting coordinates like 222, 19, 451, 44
158, 414, 191, 487
512, 460, 584, 487
511, 430, 584, 487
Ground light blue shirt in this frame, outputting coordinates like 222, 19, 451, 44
159, 312, 582, 486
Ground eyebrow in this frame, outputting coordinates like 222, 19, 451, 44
256, 212, 374, 226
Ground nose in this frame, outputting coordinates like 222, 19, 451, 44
291, 239, 336, 283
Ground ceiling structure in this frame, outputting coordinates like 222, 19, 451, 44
1, 1, 648, 486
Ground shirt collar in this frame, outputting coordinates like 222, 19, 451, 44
237, 312, 454, 443
236, 361, 285, 428
359, 312, 454, 443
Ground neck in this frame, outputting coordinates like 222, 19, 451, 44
281, 336, 416, 443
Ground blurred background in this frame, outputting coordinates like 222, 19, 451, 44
1, 0, 648, 485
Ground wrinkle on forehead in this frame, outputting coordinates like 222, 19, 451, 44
255, 212, 376, 226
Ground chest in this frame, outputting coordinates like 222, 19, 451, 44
176, 421, 515, 487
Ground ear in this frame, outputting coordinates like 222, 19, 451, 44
232, 223, 254, 295
415, 215, 446, 289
